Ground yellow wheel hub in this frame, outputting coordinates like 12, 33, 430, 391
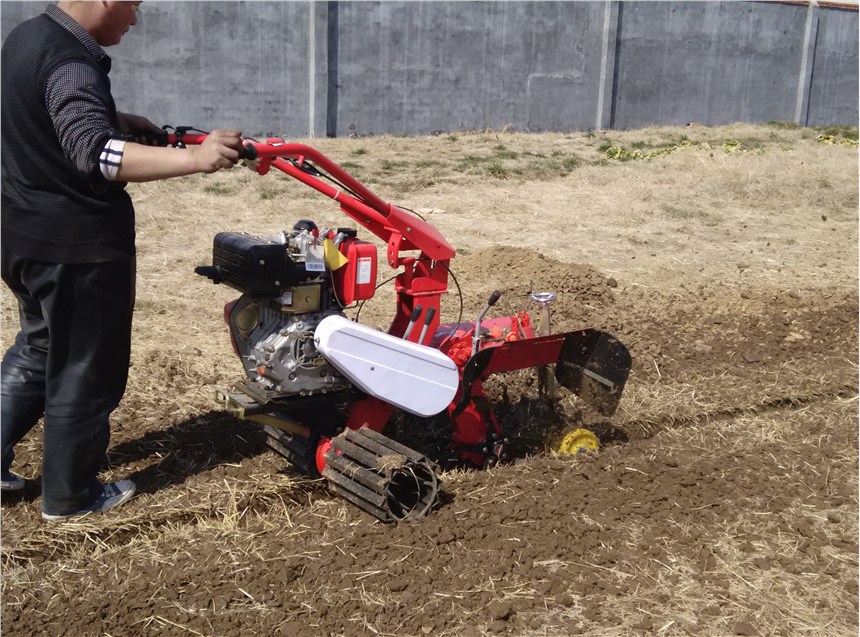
557, 428, 599, 455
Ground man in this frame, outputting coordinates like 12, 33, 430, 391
1, 1, 244, 520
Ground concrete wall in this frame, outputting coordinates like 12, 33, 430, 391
2, 1, 857, 136
808, 4, 860, 125
330, 2, 608, 135
612, 2, 807, 128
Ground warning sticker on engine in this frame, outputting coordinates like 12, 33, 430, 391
305, 245, 325, 272
357, 257, 372, 285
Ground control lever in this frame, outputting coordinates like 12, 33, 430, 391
417, 307, 436, 345
402, 305, 423, 340
472, 290, 501, 356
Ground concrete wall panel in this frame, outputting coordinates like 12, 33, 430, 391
112, 1, 316, 135
331, 1, 605, 135
1, 1, 856, 136
612, 1, 808, 128
807, 6, 860, 126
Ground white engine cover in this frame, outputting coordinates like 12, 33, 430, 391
314, 315, 459, 417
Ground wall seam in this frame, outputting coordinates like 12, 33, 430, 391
795, 0, 819, 125
308, 0, 316, 138
596, 0, 613, 131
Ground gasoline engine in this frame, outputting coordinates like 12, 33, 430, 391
197, 221, 375, 401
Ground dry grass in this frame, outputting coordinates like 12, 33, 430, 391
1, 123, 857, 637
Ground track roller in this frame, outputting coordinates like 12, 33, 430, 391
322, 427, 441, 523
264, 425, 314, 474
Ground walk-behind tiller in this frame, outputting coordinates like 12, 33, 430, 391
165, 127, 631, 523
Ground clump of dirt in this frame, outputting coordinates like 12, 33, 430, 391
451, 246, 617, 330
375, 453, 407, 472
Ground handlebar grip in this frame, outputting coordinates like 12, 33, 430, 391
141, 129, 169, 146
240, 143, 257, 161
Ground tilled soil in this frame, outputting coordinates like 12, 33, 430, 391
6, 403, 856, 637
2, 251, 856, 637
1, 127, 858, 637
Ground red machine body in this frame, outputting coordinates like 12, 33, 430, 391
175, 128, 631, 520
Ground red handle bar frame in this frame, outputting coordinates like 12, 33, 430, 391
169, 132, 455, 341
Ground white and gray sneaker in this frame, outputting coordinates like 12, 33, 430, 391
42, 480, 136, 521
1, 471, 26, 492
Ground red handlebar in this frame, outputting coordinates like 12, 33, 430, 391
164, 132, 455, 263
168, 129, 455, 341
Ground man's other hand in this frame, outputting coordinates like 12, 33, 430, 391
116, 112, 164, 145
191, 129, 243, 173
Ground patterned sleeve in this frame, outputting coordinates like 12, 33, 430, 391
44, 60, 127, 181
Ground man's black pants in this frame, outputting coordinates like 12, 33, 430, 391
1, 250, 135, 516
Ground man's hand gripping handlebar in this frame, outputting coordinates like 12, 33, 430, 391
151, 126, 254, 172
